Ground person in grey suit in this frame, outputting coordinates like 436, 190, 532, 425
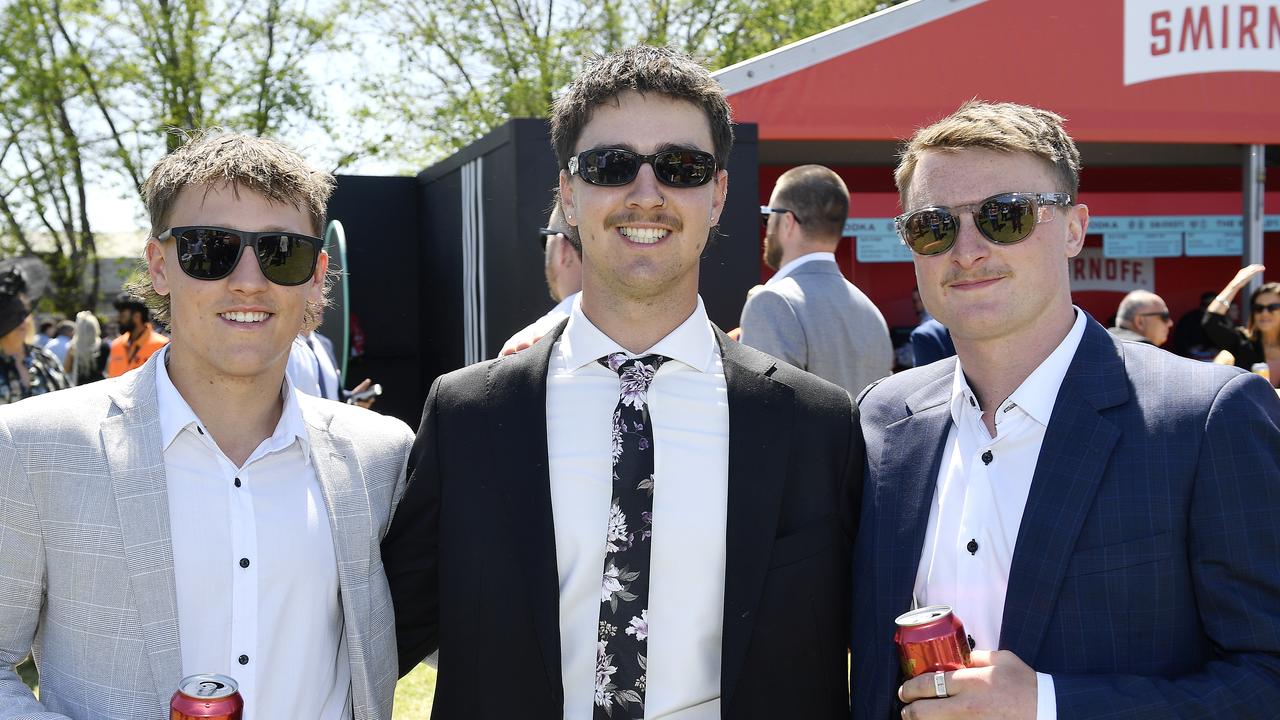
0, 132, 413, 719
741, 165, 892, 397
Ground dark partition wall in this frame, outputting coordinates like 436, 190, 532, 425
328, 174, 422, 427
703, 123, 760, 328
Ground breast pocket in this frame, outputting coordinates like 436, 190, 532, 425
1064, 531, 1173, 578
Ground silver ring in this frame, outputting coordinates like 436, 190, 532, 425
933, 671, 948, 698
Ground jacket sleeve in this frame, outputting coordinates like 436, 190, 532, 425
0, 417, 72, 719
1200, 311, 1251, 361
380, 378, 442, 677
739, 288, 807, 370
1052, 372, 1280, 719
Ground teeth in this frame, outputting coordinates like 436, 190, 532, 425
221, 311, 269, 323
618, 226, 667, 244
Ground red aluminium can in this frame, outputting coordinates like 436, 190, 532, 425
170, 674, 243, 720
894, 605, 971, 678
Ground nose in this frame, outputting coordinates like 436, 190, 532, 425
626, 162, 666, 210
226, 245, 270, 294
947, 213, 989, 268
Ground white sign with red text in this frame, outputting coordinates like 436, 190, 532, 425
1125, 1, 1280, 85
1070, 248, 1155, 292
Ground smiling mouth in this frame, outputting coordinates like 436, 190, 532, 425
617, 226, 668, 244
220, 311, 271, 323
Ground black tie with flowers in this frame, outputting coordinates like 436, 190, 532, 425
593, 352, 667, 719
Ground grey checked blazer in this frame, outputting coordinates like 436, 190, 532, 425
739, 259, 893, 398
0, 354, 413, 720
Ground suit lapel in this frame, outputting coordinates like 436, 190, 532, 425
492, 321, 566, 701
868, 368, 954, 691
302, 402, 377, 716
716, 329, 795, 705
102, 358, 184, 702
999, 321, 1126, 660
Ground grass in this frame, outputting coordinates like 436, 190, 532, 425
393, 663, 437, 718
18, 656, 435, 717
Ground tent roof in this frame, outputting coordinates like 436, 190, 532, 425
716, 0, 1280, 144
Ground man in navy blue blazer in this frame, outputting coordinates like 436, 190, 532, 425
852, 100, 1280, 720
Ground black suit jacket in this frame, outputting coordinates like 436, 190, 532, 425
382, 321, 863, 719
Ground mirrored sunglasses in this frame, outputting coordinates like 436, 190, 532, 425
158, 226, 321, 286
568, 147, 717, 188
895, 192, 1074, 256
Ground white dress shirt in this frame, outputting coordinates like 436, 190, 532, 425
914, 308, 1087, 720
764, 251, 836, 286
156, 346, 351, 720
548, 296, 729, 720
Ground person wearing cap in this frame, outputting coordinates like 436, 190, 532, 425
0, 259, 69, 405
106, 291, 168, 377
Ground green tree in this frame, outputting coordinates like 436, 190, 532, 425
358, 0, 909, 168
0, 0, 347, 316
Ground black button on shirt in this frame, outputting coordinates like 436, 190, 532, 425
967, 539, 979, 555
238, 654, 249, 665
239, 558, 250, 568
981, 450, 993, 465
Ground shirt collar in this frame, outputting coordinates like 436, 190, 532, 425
559, 295, 719, 373
766, 251, 836, 286
154, 344, 312, 464
949, 307, 1088, 428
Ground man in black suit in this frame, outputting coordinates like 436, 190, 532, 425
382, 45, 862, 720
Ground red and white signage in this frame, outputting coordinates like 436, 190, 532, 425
1125, 1, 1280, 85
1070, 248, 1156, 293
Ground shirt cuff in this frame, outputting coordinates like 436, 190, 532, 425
1035, 672, 1057, 720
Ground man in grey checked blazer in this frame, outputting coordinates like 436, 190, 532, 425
853, 101, 1280, 719
741, 165, 892, 399
0, 133, 413, 719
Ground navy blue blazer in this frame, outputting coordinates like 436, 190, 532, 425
852, 317, 1280, 719
909, 318, 955, 367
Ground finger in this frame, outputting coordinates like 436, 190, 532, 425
899, 670, 959, 703
352, 378, 371, 393
900, 697, 950, 719
500, 345, 516, 356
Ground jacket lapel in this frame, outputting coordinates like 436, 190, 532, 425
1000, 320, 1126, 660
101, 357, 184, 703
491, 321, 566, 702
716, 328, 795, 705
301, 402, 378, 718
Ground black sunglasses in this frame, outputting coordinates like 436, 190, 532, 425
895, 192, 1075, 256
1137, 311, 1171, 322
1253, 302, 1280, 314
760, 206, 802, 228
158, 226, 322, 286
568, 147, 717, 188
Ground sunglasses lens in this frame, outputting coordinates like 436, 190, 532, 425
902, 209, 958, 255
177, 228, 243, 280
255, 233, 318, 285
652, 151, 715, 187
976, 196, 1036, 245
580, 149, 640, 186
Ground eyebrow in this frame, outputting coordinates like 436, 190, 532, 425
584, 142, 712, 155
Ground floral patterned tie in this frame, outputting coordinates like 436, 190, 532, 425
594, 352, 667, 719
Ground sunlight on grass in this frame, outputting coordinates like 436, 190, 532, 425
392, 662, 436, 719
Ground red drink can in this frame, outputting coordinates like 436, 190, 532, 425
894, 604, 971, 678
170, 674, 243, 720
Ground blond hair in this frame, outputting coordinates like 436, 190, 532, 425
895, 100, 1081, 207
126, 131, 336, 331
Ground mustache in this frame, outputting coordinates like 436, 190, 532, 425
604, 210, 683, 232
942, 269, 1008, 286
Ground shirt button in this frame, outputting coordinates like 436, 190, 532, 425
967, 634, 976, 650
967, 539, 979, 555
234, 478, 242, 488
239, 558, 250, 568
197, 427, 204, 435
238, 655, 249, 665
981, 450, 993, 465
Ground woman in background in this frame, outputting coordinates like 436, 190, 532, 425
63, 310, 110, 385
1202, 263, 1280, 387
0, 263, 68, 405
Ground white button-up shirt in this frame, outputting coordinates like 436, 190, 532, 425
156, 347, 351, 720
548, 296, 730, 720
914, 308, 1087, 720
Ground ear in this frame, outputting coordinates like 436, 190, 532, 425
557, 237, 579, 271
1064, 202, 1089, 257
308, 250, 330, 305
146, 238, 172, 296
709, 169, 729, 226
559, 170, 578, 227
